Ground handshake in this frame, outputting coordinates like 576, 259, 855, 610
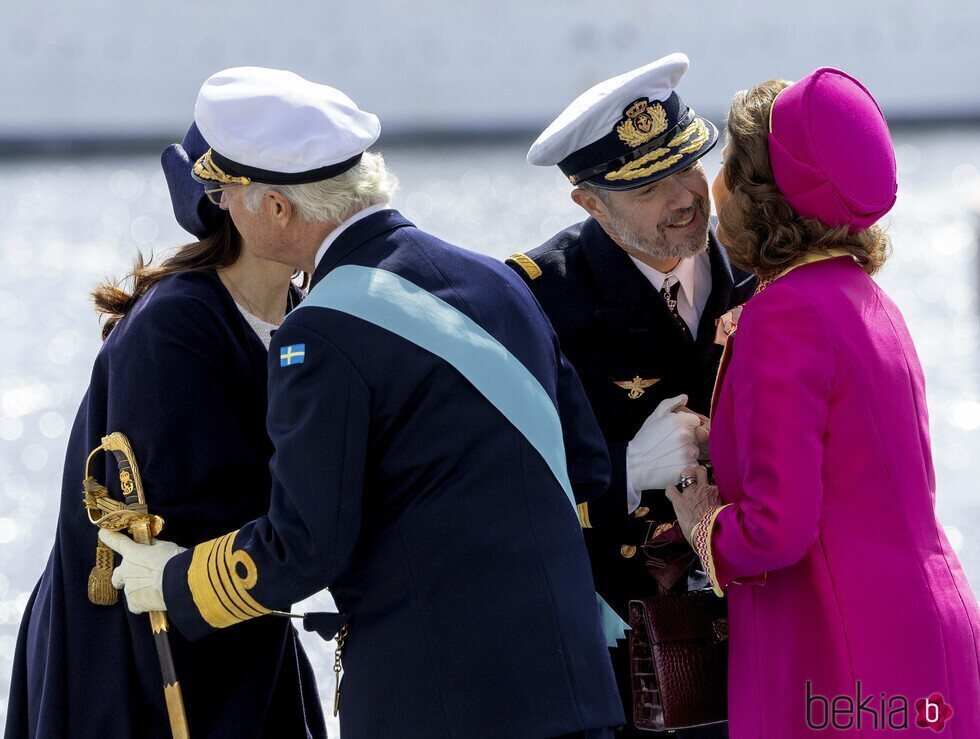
626, 394, 709, 492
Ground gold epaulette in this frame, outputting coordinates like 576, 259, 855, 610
577, 502, 592, 529
506, 253, 542, 281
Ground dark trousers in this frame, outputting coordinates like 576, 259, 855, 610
609, 643, 728, 739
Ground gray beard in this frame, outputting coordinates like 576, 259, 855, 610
608, 201, 710, 262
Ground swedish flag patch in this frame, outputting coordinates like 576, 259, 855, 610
280, 344, 306, 366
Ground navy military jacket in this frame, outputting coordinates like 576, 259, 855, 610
507, 217, 756, 616
5, 272, 325, 738
162, 210, 624, 737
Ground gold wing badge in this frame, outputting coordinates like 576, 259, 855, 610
614, 376, 660, 400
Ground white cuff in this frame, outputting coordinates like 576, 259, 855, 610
625, 462, 640, 514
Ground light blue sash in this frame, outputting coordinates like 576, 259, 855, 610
297, 265, 627, 645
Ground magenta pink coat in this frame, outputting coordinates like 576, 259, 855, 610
708, 255, 980, 736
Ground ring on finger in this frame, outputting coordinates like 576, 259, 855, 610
679, 474, 697, 490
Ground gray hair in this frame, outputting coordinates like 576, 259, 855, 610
577, 181, 611, 205
243, 151, 398, 224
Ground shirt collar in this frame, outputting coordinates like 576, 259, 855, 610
627, 252, 703, 309
313, 203, 390, 270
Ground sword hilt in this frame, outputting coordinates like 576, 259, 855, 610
102, 432, 146, 507
83, 432, 190, 737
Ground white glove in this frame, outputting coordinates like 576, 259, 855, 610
99, 529, 186, 614
626, 394, 702, 491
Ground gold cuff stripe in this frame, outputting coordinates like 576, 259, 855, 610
188, 537, 231, 627
507, 253, 542, 280
188, 530, 270, 629
218, 534, 268, 618
205, 534, 252, 624
192, 149, 251, 187
576, 502, 592, 529
200, 533, 252, 626
605, 119, 710, 182
212, 534, 265, 621
705, 504, 733, 597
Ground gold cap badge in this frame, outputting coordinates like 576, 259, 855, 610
616, 99, 668, 148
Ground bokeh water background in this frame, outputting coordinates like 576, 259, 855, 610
0, 132, 978, 734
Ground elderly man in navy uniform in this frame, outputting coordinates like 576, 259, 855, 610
101, 67, 625, 738
506, 54, 756, 737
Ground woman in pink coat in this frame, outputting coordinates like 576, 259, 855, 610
668, 68, 980, 737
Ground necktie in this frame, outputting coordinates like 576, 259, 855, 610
661, 274, 693, 341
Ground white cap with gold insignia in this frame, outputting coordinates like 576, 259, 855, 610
527, 53, 717, 191
191, 66, 381, 187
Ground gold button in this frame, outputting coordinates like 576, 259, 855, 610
633, 506, 650, 518
620, 544, 637, 559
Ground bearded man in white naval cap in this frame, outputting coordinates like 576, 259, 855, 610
506, 53, 757, 738
102, 66, 626, 738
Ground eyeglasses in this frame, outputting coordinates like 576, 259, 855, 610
194, 149, 251, 205
203, 184, 245, 206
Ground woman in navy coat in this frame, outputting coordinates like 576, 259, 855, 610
4, 124, 327, 738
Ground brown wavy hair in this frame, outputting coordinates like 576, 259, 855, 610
92, 215, 312, 340
92, 216, 242, 340
718, 78, 890, 279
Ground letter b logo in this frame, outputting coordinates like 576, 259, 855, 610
915, 693, 953, 731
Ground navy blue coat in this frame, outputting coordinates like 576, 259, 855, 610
507, 217, 756, 739
508, 217, 757, 609
5, 272, 326, 738
162, 210, 624, 738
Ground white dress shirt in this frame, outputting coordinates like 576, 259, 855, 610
627, 249, 712, 339
313, 203, 391, 270
623, 249, 712, 511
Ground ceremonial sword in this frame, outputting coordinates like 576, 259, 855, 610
83, 431, 190, 739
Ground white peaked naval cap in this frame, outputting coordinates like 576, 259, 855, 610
527, 53, 717, 191
191, 66, 381, 186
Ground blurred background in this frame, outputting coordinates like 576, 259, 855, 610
1, 1, 979, 734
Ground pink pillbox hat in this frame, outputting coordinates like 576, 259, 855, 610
768, 67, 897, 232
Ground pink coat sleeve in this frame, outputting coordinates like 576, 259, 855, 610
709, 283, 835, 590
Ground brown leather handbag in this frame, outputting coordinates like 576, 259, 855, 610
628, 590, 729, 732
